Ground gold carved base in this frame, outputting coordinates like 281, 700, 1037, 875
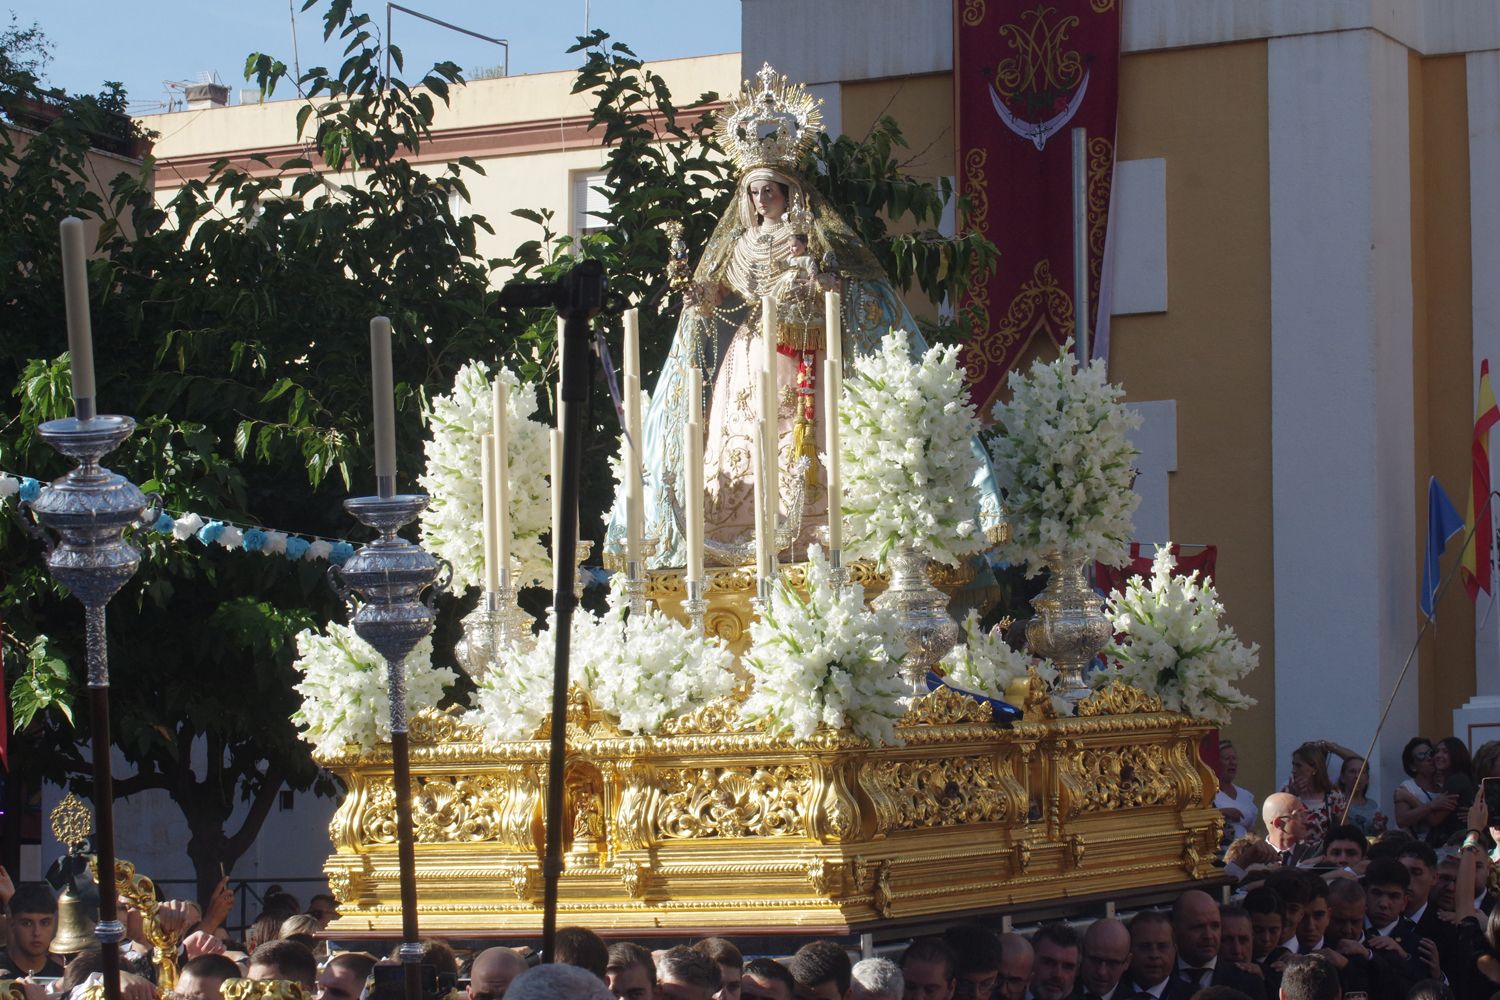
321, 685, 1222, 935
640, 560, 983, 656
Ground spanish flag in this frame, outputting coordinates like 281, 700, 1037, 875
1461, 360, 1500, 599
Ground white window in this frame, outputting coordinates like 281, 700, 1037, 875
571, 170, 610, 237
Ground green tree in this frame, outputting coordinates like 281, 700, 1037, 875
4, 6, 996, 907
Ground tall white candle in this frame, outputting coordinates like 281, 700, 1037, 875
751, 418, 768, 582
492, 378, 511, 578
823, 359, 843, 553
59, 218, 96, 417
760, 297, 779, 553
481, 433, 499, 592
687, 366, 703, 426
623, 308, 640, 385
824, 289, 842, 365
685, 419, 704, 584
369, 316, 396, 496
624, 372, 643, 568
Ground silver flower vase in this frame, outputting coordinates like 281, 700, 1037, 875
1026, 551, 1111, 706
872, 545, 960, 692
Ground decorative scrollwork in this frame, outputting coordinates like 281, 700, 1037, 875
657, 698, 749, 736
1061, 743, 1174, 815
865, 757, 1010, 832
656, 766, 810, 839
871, 860, 895, 918
901, 685, 995, 727
1076, 681, 1164, 717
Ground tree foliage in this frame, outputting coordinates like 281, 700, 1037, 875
2, 5, 995, 905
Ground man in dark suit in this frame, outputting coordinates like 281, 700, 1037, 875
1361, 860, 1429, 981
1071, 918, 1131, 1000
1123, 911, 1190, 1000
1323, 877, 1407, 1000
1169, 890, 1267, 1000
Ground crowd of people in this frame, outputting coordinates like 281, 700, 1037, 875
4, 732, 1500, 1000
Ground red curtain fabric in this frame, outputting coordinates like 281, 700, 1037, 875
955, 0, 1122, 413
1094, 543, 1219, 597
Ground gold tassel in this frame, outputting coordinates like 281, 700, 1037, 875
792, 416, 819, 488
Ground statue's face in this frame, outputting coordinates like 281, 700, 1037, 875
749, 179, 787, 222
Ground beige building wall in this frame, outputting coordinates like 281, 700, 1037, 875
139, 54, 740, 268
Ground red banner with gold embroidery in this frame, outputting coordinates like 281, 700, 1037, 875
956, 0, 1121, 412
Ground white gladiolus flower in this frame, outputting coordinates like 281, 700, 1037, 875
418, 361, 553, 591
292, 625, 454, 755
939, 610, 1056, 698
464, 577, 736, 742
839, 329, 989, 567
742, 546, 909, 745
1097, 546, 1259, 725
990, 346, 1142, 573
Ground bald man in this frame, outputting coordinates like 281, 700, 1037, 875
470, 947, 530, 1000
1078, 919, 1131, 1000
1262, 793, 1312, 864
998, 934, 1033, 1000
1172, 891, 1267, 1000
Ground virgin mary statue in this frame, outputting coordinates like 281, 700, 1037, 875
605, 64, 1001, 569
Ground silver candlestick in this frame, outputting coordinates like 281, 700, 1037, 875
455, 570, 535, 681
329, 492, 449, 1000
28, 414, 150, 1000
681, 578, 707, 636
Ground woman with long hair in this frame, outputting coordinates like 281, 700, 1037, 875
1336, 754, 1388, 836
1282, 742, 1347, 848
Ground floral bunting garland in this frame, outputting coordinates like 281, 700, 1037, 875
0, 470, 356, 566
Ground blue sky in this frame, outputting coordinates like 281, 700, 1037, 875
6, 1, 741, 112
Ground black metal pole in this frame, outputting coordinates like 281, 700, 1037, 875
87, 638, 121, 1000
540, 261, 604, 962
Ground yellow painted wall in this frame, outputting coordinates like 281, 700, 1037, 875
1410, 54, 1475, 741
840, 47, 1280, 794
1106, 42, 1278, 796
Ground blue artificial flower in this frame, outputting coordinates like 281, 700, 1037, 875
242, 528, 268, 553
151, 512, 176, 534
19, 478, 40, 502
284, 536, 311, 560
329, 541, 355, 566
196, 520, 225, 546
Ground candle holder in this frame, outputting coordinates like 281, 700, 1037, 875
28, 414, 152, 1000
329, 492, 450, 1000
681, 578, 707, 636
454, 573, 535, 681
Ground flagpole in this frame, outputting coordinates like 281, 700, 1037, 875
1339, 489, 1499, 825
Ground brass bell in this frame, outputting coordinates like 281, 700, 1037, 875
51, 878, 101, 958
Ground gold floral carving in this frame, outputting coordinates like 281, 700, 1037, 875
621, 864, 650, 899
657, 698, 749, 736
1069, 834, 1086, 868
901, 685, 993, 727
871, 860, 895, 918
865, 756, 1012, 832
656, 766, 810, 839
1076, 681, 1164, 717
1023, 666, 1058, 722
1060, 743, 1174, 816
363, 770, 540, 850
1014, 839, 1033, 873
962, 0, 986, 27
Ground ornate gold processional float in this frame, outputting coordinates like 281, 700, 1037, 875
303, 65, 1256, 940
320, 683, 1221, 935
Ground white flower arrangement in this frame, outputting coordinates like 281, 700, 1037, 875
1098, 546, 1259, 725
839, 329, 989, 567
939, 610, 1056, 698
989, 347, 1141, 572
582, 579, 737, 734
291, 624, 455, 755
465, 579, 736, 742
742, 546, 910, 745
418, 361, 552, 589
